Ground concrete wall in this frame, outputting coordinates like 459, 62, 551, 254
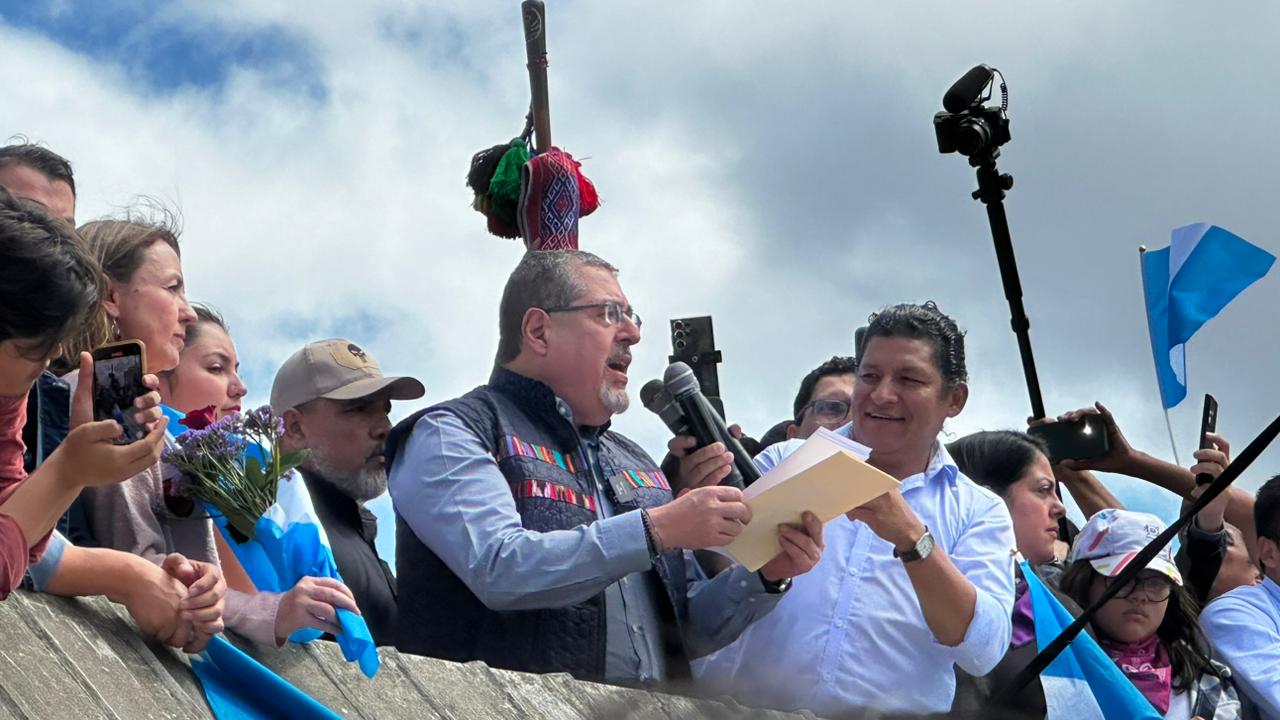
0, 590, 818, 720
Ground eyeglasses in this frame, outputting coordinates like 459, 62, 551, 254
799, 398, 851, 422
544, 300, 642, 329
1106, 574, 1174, 602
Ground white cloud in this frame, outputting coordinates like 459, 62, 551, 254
5, 2, 1280, 556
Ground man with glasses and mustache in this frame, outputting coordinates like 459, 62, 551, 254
386, 250, 824, 688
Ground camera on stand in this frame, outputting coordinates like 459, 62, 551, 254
933, 64, 1011, 160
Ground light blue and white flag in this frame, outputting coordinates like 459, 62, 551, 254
209, 461, 380, 678
1021, 560, 1161, 720
191, 636, 344, 720
1141, 223, 1274, 408
160, 405, 379, 678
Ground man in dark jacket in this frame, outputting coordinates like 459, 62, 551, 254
272, 339, 425, 646
387, 249, 824, 688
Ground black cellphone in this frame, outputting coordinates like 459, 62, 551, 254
1195, 394, 1219, 485
1028, 414, 1110, 465
91, 340, 149, 445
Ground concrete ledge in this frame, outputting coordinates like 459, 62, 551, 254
0, 590, 818, 720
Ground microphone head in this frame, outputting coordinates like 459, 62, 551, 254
640, 379, 667, 411
663, 361, 699, 398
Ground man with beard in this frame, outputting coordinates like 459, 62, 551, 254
271, 339, 425, 646
386, 250, 824, 688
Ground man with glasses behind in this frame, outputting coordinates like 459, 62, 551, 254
787, 356, 857, 440
386, 250, 824, 688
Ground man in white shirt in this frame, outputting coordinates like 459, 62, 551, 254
693, 302, 1017, 716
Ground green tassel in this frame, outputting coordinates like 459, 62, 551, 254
487, 141, 529, 225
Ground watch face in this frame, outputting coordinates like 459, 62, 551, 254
918, 531, 935, 559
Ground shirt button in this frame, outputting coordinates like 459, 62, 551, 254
847, 567, 858, 577
823, 672, 832, 682
834, 619, 844, 628
739, 580, 749, 588
631, 623, 643, 633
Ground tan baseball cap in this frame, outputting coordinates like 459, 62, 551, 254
270, 339, 425, 414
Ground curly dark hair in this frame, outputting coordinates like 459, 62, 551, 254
1058, 561, 1222, 692
862, 301, 967, 387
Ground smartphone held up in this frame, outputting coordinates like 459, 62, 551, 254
1028, 413, 1110, 465
91, 340, 149, 445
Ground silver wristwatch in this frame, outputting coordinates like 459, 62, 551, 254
893, 527, 935, 563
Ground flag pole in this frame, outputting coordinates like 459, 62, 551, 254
1163, 407, 1181, 468
1139, 244, 1182, 466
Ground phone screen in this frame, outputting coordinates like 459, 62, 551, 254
92, 342, 147, 444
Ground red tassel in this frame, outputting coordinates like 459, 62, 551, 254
488, 213, 521, 239
577, 169, 599, 217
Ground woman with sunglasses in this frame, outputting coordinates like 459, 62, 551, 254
1060, 509, 1244, 719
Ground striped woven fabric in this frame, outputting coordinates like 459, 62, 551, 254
498, 435, 578, 473
611, 469, 671, 492
511, 479, 597, 513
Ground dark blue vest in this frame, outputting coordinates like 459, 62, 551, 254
388, 368, 690, 682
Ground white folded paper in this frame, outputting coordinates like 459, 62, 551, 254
722, 427, 900, 571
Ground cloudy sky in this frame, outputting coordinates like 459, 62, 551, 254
4, 1, 1279, 567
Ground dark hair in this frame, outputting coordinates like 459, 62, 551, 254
1059, 561, 1221, 691
948, 430, 1049, 497
862, 301, 967, 387
0, 141, 76, 197
0, 189, 100, 359
186, 303, 229, 347
792, 355, 857, 420
495, 249, 618, 364
1255, 474, 1280, 543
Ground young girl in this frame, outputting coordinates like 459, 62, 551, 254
1062, 509, 1244, 720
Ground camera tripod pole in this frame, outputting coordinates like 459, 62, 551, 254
970, 149, 1046, 421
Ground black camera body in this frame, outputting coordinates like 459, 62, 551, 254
668, 315, 725, 418
934, 106, 1010, 157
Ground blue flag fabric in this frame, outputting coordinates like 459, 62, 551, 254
162, 405, 379, 679
1141, 223, 1275, 408
1021, 560, 1161, 720
191, 637, 344, 720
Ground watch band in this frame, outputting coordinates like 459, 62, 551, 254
757, 571, 792, 594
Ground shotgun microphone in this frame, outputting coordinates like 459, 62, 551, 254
663, 362, 759, 488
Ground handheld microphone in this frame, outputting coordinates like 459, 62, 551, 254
663, 362, 759, 488
641, 380, 691, 437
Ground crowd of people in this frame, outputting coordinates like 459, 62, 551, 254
2, 140, 1279, 719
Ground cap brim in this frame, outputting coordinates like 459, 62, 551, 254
320, 375, 425, 403
1089, 553, 1183, 586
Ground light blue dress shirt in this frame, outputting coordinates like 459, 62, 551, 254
693, 423, 1017, 716
389, 409, 782, 686
1201, 576, 1280, 719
